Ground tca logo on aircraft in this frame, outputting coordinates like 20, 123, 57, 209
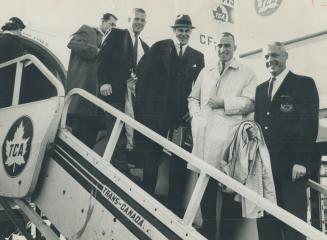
212, 0, 235, 23
2, 116, 33, 177
255, 0, 283, 16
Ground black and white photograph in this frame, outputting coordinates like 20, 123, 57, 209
0, 0, 327, 239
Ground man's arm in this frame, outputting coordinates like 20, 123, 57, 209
188, 69, 204, 117
67, 25, 98, 60
292, 77, 319, 180
219, 72, 257, 115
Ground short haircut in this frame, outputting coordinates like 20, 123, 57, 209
267, 41, 287, 52
219, 32, 235, 43
102, 13, 118, 21
134, 8, 146, 15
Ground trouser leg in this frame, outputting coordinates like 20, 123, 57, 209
281, 179, 307, 240
257, 213, 283, 240
167, 154, 188, 217
71, 115, 98, 148
142, 138, 161, 194
200, 178, 219, 240
257, 178, 283, 240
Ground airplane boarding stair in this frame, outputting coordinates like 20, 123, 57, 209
0, 54, 326, 240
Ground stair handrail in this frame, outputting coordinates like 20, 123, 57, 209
61, 89, 327, 240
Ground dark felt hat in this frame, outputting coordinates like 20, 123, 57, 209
1, 17, 25, 31
171, 14, 195, 29
9, 17, 26, 30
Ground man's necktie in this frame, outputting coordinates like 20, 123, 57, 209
178, 43, 184, 59
133, 32, 139, 72
220, 62, 225, 75
268, 77, 276, 102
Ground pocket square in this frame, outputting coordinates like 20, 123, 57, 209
192, 64, 197, 67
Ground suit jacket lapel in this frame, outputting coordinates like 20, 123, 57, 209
140, 38, 149, 53
100, 29, 114, 49
182, 46, 191, 61
271, 71, 293, 105
160, 40, 174, 76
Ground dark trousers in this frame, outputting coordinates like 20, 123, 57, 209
199, 178, 220, 240
70, 115, 98, 148
257, 178, 307, 240
141, 135, 164, 194
167, 154, 189, 218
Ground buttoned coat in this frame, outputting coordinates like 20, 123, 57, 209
254, 71, 319, 180
137, 39, 204, 134
66, 25, 102, 116
97, 28, 133, 105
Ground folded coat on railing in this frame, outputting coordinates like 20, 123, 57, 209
221, 120, 277, 218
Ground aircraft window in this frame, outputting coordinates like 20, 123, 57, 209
19, 64, 57, 104
0, 65, 16, 108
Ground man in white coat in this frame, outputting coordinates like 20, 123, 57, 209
188, 32, 258, 240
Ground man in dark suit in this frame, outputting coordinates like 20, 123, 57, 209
97, 9, 149, 179
254, 42, 319, 240
124, 8, 149, 153
136, 15, 204, 211
66, 13, 117, 148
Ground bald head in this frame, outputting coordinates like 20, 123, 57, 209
263, 42, 288, 76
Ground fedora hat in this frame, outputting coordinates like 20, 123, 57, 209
1, 17, 25, 31
171, 14, 195, 29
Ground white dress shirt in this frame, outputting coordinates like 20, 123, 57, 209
174, 40, 187, 56
101, 28, 112, 45
128, 29, 144, 64
269, 67, 290, 100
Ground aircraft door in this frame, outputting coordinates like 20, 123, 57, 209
0, 54, 65, 198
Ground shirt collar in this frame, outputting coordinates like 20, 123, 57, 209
270, 67, 290, 82
219, 58, 239, 70
208, 58, 240, 76
103, 28, 113, 39
129, 28, 140, 38
97, 27, 106, 36
174, 40, 188, 50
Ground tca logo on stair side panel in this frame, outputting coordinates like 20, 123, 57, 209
2, 116, 33, 177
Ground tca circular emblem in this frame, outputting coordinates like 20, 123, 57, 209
2, 116, 33, 177
213, 4, 229, 22
255, 0, 282, 16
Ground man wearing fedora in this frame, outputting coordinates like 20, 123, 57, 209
136, 14, 204, 212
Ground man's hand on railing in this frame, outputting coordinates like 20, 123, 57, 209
100, 84, 112, 96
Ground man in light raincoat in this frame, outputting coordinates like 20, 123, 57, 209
188, 32, 258, 240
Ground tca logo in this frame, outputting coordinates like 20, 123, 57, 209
2, 116, 33, 177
